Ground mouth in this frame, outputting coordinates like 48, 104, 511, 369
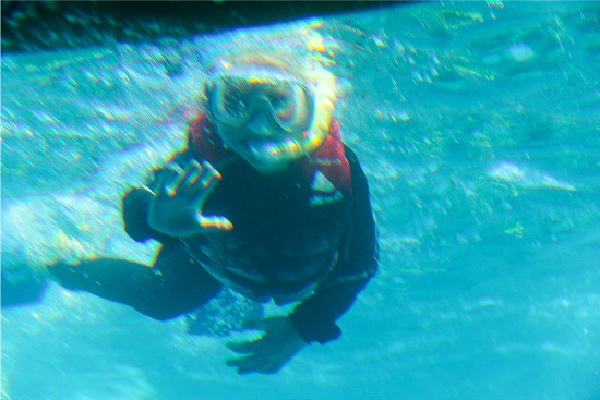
243, 138, 300, 163
246, 139, 279, 158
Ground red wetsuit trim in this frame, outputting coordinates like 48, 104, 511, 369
187, 113, 352, 197
188, 114, 232, 165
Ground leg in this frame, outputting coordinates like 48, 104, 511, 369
49, 243, 222, 320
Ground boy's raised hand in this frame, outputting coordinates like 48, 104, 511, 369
148, 160, 233, 237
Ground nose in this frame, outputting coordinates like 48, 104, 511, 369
247, 110, 275, 136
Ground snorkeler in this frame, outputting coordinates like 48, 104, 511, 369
48, 50, 379, 375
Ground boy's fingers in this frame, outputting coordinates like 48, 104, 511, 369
199, 216, 233, 231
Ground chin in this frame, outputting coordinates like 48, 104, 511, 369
244, 157, 289, 174
251, 162, 288, 174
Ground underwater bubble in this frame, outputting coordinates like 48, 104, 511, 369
507, 43, 535, 62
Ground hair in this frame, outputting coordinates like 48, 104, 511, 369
203, 20, 338, 104
209, 49, 304, 77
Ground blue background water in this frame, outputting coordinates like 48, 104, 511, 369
2, 2, 599, 399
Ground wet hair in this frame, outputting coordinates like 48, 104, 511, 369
208, 48, 311, 84
207, 45, 336, 106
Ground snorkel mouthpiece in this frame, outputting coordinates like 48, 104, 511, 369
247, 129, 324, 164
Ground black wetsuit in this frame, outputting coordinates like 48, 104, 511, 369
50, 122, 378, 344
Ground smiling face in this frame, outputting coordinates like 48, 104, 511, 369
215, 116, 307, 173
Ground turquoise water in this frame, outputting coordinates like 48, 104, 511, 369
2, 2, 599, 399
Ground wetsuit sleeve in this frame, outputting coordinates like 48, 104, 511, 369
289, 144, 379, 344
121, 150, 193, 245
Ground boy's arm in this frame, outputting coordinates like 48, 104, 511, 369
121, 151, 194, 244
289, 144, 379, 344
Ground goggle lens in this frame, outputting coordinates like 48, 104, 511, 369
208, 76, 314, 133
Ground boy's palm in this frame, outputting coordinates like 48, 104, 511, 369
148, 160, 232, 237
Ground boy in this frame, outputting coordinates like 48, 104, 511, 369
50, 51, 379, 374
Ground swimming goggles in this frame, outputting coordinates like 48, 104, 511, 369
206, 74, 315, 134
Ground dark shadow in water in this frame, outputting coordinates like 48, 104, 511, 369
1, 0, 414, 52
